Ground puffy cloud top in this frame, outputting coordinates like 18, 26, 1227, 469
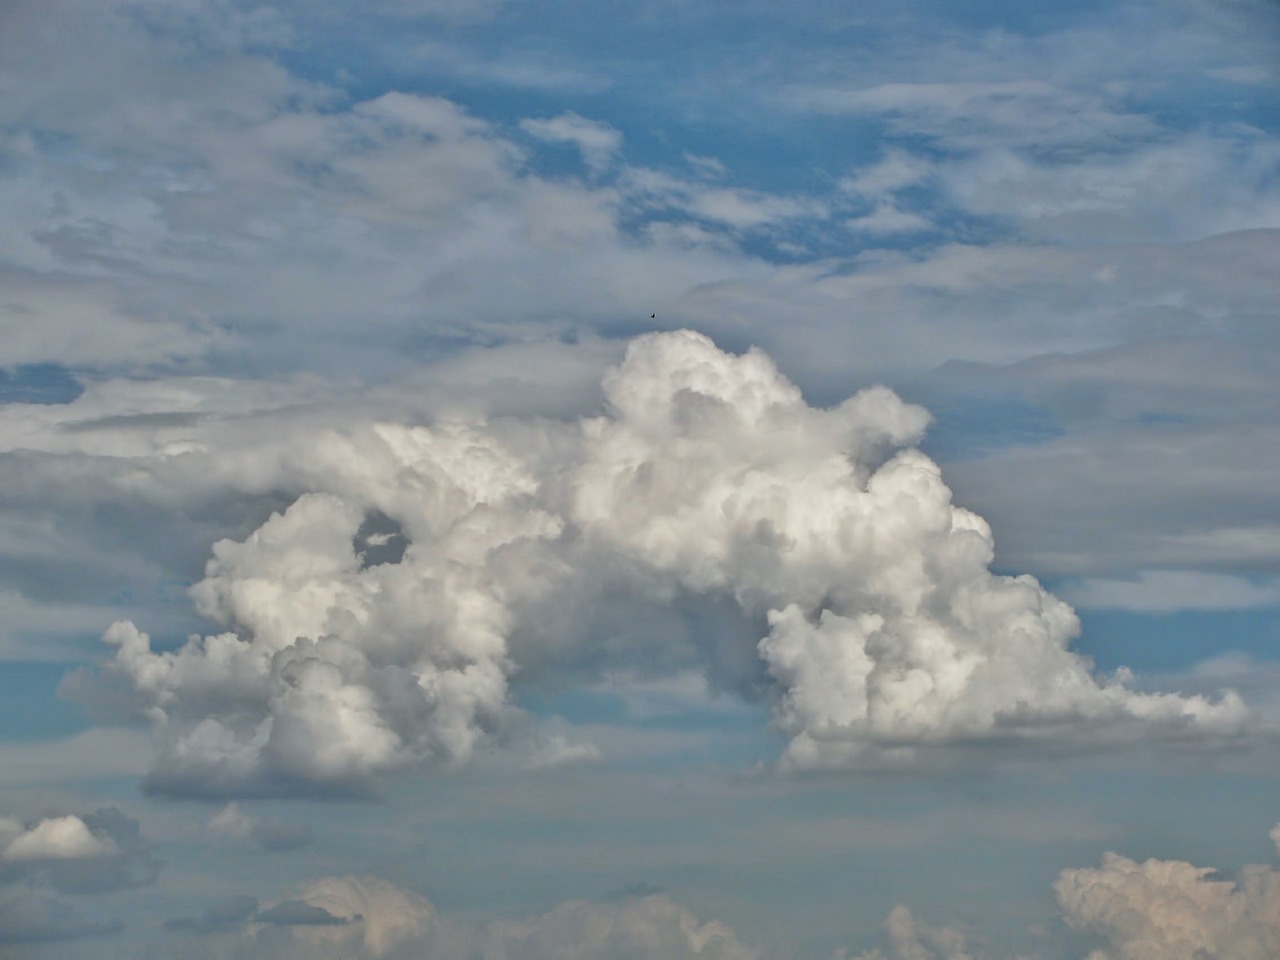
85, 331, 1247, 795
1055, 827, 1280, 960
0, 815, 116, 862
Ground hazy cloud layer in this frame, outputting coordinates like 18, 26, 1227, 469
155, 824, 1280, 959
0, 894, 120, 946
163, 875, 761, 960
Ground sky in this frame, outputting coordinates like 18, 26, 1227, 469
0, 0, 1279, 957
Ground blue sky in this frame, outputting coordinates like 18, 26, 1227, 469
1, 0, 1279, 957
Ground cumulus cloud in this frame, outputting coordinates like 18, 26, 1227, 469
0, 808, 160, 895
73, 332, 1247, 795
1055, 831, 1280, 959
846, 904, 982, 960
830, 824, 1280, 959
0, 815, 115, 862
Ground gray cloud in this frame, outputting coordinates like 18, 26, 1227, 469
0, 893, 121, 946
255, 900, 353, 926
165, 894, 260, 932
207, 803, 313, 852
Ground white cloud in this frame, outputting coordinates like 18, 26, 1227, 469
1055, 845, 1280, 959
0, 816, 116, 863
0, 2, 775, 372
71, 332, 1246, 795
520, 113, 623, 174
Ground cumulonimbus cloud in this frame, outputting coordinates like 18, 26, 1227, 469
84, 331, 1247, 795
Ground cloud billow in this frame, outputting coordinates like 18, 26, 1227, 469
84, 331, 1246, 796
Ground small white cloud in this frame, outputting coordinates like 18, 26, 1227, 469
1, 816, 116, 863
520, 112, 622, 174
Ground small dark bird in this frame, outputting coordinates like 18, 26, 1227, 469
651, 313, 655, 318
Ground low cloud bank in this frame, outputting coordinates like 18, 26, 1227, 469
856, 823, 1280, 959
164, 876, 761, 960
157, 820, 1280, 958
